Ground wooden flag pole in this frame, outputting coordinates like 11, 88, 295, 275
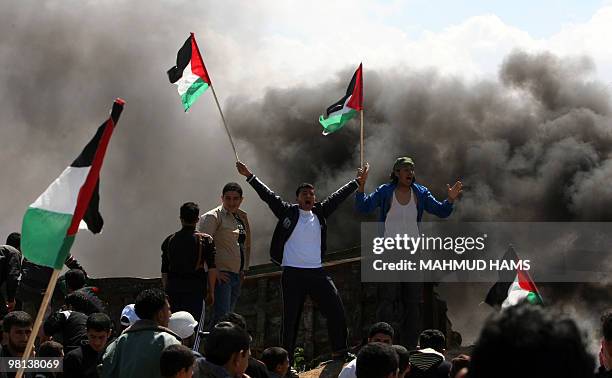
16, 269, 61, 378
209, 84, 239, 162
360, 110, 364, 168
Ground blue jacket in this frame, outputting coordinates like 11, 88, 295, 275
355, 182, 453, 222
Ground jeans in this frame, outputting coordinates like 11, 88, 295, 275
211, 271, 242, 325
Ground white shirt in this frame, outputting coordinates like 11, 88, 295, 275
282, 209, 322, 268
338, 358, 356, 378
384, 190, 420, 239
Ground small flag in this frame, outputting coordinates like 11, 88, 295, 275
167, 33, 212, 112
21, 99, 125, 269
485, 246, 543, 309
319, 63, 363, 135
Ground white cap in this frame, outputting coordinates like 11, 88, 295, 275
168, 311, 198, 339
120, 304, 139, 327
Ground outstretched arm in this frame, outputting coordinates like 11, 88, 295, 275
236, 161, 291, 219
423, 180, 462, 218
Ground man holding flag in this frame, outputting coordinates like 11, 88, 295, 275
236, 161, 368, 365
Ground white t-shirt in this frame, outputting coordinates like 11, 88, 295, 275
338, 358, 356, 378
282, 209, 322, 268
384, 190, 420, 239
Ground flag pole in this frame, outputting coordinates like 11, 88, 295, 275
209, 84, 239, 162
360, 110, 364, 168
16, 269, 61, 378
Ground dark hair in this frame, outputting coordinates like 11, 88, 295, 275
5, 232, 20, 250
160, 344, 195, 377
204, 322, 250, 366
295, 183, 315, 197
222, 182, 243, 197
450, 354, 471, 378
3, 311, 32, 333
65, 290, 104, 315
87, 313, 112, 332
261, 347, 288, 372
469, 303, 594, 378
38, 341, 63, 357
602, 310, 612, 341
392, 345, 410, 375
356, 342, 398, 378
65, 269, 87, 291
218, 312, 247, 330
180, 202, 199, 223
135, 288, 167, 320
418, 329, 446, 352
368, 322, 394, 340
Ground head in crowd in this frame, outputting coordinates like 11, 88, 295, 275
38, 340, 63, 357
392, 345, 410, 378
450, 354, 470, 378
65, 290, 103, 315
389, 156, 415, 186
160, 344, 195, 378
295, 183, 315, 211
368, 322, 394, 344
355, 342, 398, 378
120, 303, 139, 330
469, 303, 594, 378
3, 311, 32, 355
134, 288, 171, 327
418, 329, 446, 353
5, 232, 20, 251
180, 202, 199, 226
261, 347, 290, 377
65, 269, 87, 293
168, 311, 198, 347
204, 322, 250, 376
222, 182, 244, 214
87, 313, 112, 353
218, 312, 247, 330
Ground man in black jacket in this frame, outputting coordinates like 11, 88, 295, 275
236, 161, 366, 362
0, 233, 22, 317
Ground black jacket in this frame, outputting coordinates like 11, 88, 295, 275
0, 245, 21, 301
247, 175, 358, 265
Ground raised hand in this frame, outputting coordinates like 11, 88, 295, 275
236, 161, 252, 177
357, 163, 370, 191
447, 181, 463, 202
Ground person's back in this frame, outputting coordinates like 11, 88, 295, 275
102, 289, 180, 378
43, 310, 88, 353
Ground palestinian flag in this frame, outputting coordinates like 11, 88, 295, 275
21, 99, 125, 269
319, 63, 363, 135
485, 246, 543, 309
167, 33, 212, 112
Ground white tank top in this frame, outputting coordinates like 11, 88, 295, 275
384, 190, 420, 239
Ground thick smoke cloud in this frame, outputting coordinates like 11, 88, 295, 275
2, 0, 612, 348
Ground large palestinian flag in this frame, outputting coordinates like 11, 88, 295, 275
21, 99, 125, 269
485, 246, 543, 309
319, 63, 363, 135
167, 33, 212, 112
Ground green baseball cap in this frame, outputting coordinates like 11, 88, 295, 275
393, 156, 415, 171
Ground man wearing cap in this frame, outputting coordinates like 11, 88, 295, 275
120, 304, 139, 331
198, 183, 251, 325
355, 157, 462, 348
161, 202, 217, 323
168, 311, 198, 348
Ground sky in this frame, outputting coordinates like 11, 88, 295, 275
3, 0, 612, 277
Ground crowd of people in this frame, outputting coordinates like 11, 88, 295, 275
0, 156, 610, 377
